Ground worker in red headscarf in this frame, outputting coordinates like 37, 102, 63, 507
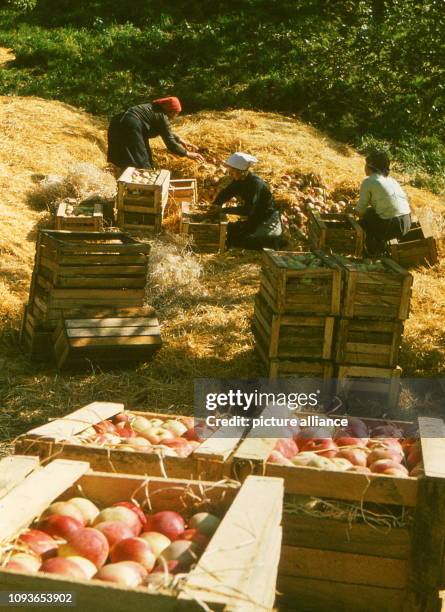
107, 96, 204, 177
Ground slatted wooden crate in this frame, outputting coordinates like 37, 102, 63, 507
0, 460, 283, 612
335, 318, 404, 368
53, 310, 162, 370
232, 415, 445, 611
307, 210, 364, 256
253, 292, 334, 360
15, 402, 246, 482
20, 304, 53, 361
336, 364, 402, 410
260, 250, 342, 315
334, 255, 412, 320
169, 178, 198, 204
389, 221, 438, 268
116, 167, 170, 233
179, 203, 228, 253
55, 201, 103, 232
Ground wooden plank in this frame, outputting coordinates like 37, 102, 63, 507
57, 277, 146, 289
66, 317, 158, 328
51, 289, 145, 299
67, 326, 160, 338
280, 545, 407, 588
69, 335, 161, 347
0, 460, 89, 540
56, 265, 146, 276
25, 402, 124, 439
0, 456, 39, 500
180, 475, 283, 608
58, 255, 147, 265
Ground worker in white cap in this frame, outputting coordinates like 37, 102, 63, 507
211, 152, 284, 249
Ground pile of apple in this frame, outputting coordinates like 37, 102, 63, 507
3, 496, 221, 588
70, 413, 209, 458
130, 169, 159, 185
268, 418, 423, 478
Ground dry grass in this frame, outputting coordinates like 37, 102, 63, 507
0, 97, 444, 456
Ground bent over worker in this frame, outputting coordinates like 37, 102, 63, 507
355, 151, 411, 255
211, 152, 284, 250
107, 96, 203, 177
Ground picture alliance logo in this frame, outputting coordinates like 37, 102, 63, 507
205, 389, 321, 412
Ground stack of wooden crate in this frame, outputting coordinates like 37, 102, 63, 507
20, 230, 150, 361
179, 202, 228, 253
116, 167, 170, 233
253, 250, 342, 380
307, 210, 364, 256
333, 255, 413, 409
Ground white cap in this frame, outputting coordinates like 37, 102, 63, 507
224, 152, 258, 171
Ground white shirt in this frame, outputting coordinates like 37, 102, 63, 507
355, 173, 411, 219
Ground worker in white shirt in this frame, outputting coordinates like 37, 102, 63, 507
355, 151, 411, 255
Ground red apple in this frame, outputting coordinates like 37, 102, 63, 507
38, 515, 83, 540
114, 412, 132, 423
68, 498, 100, 525
42, 501, 85, 525
112, 502, 147, 526
334, 436, 368, 448
40, 557, 87, 580
337, 448, 368, 467
95, 521, 135, 549
94, 506, 142, 536
370, 459, 408, 475
140, 532, 171, 558
161, 438, 194, 457
5, 553, 41, 573
115, 422, 136, 438
407, 446, 422, 469
110, 537, 156, 572
144, 511, 185, 541
163, 419, 188, 437
95, 562, 143, 587
274, 438, 298, 459
267, 450, 293, 466
189, 513, 220, 536
296, 427, 333, 444
300, 438, 338, 458
183, 427, 203, 442
93, 420, 116, 434
367, 448, 403, 466
18, 530, 58, 559
59, 528, 109, 568
66, 556, 97, 579
383, 467, 409, 478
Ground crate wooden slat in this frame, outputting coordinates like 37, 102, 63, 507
116, 167, 170, 233
334, 255, 413, 320
20, 304, 53, 361
335, 318, 404, 368
389, 231, 438, 269
253, 292, 334, 360
307, 210, 364, 256
336, 364, 402, 410
179, 203, 228, 253
169, 178, 198, 205
233, 415, 445, 611
0, 456, 39, 500
260, 250, 342, 315
55, 202, 104, 232
0, 462, 283, 611
15, 402, 245, 482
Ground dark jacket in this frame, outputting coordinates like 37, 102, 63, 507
213, 173, 277, 231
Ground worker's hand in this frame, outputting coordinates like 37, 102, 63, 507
178, 138, 199, 152
187, 151, 205, 163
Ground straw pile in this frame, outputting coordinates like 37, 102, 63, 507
0, 96, 444, 457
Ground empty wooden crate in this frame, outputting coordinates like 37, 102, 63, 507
15, 401, 247, 482
53, 308, 162, 369
307, 210, 364, 256
0, 460, 283, 612
55, 201, 103, 232
389, 221, 438, 268
260, 250, 342, 315
179, 203, 228, 253
169, 178, 198, 204
116, 167, 170, 232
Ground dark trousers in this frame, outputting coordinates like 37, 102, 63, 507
107, 112, 154, 169
360, 208, 411, 256
227, 220, 285, 250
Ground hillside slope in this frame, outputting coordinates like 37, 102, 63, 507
0, 97, 444, 454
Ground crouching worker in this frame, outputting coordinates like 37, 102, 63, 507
107, 96, 203, 178
355, 151, 411, 255
211, 152, 284, 250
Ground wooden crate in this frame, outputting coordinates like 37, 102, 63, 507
53, 311, 162, 370
169, 178, 198, 204
15, 402, 246, 482
0, 460, 283, 612
260, 250, 342, 315
33, 231, 149, 320
334, 255, 413, 320
307, 210, 364, 257
55, 201, 103, 232
0, 456, 39, 500
20, 304, 53, 361
232, 415, 445, 611
389, 221, 438, 268
179, 203, 228, 253
335, 318, 404, 368
253, 292, 334, 360
116, 167, 170, 233
336, 364, 402, 411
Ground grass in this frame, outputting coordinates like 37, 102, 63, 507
0, 97, 444, 458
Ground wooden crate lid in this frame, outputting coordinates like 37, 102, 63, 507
262, 249, 341, 273
0, 456, 40, 500
39, 230, 150, 254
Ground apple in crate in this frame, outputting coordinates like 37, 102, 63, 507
41, 557, 88, 580
95, 521, 135, 549
19, 530, 58, 558
337, 448, 368, 467
38, 515, 83, 540
5, 553, 41, 573
68, 498, 100, 525
67, 556, 98, 579
300, 438, 338, 458
94, 506, 142, 536
267, 451, 293, 466
163, 419, 188, 437
367, 447, 403, 466
189, 513, 220, 536
42, 501, 85, 524
95, 561, 144, 587
370, 459, 408, 475
59, 528, 109, 568
143, 511, 185, 541
274, 438, 298, 459
110, 537, 156, 572
140, 532, 171, 558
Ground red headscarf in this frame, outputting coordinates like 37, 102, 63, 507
153, 97, 182, 113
